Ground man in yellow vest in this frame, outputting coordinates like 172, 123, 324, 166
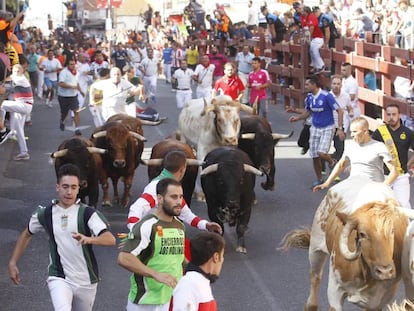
372, 104, 414, 209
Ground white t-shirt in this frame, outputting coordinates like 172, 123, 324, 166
172, 271, 216, 311
343, 139, 392, 182
331, 90, 352, 131
93, 78, 135, 121
173, 68, 195, 90
28, 203, 108, 285
41, 58, 62, 81
194, 64, 215, 89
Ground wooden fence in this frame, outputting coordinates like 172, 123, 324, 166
230, 32, 414, 129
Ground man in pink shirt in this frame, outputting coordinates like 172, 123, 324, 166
301, 6, 325, 73
248, 57, 270, 118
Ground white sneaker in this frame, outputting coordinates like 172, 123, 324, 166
14, 153, 30, 161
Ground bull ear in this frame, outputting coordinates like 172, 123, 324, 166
200, 163, 219, 175
92, 130, 107, 139
243, 164, 263, 176
51, 149, 68, 158
241, 133, 255, 140
86, 147, 107, 154
141, 158, 163, 166
129, 131, 147, 142
272, 131, 294, 140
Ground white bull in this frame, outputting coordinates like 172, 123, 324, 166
177, 95, 253, 162
280, 176, 414, 311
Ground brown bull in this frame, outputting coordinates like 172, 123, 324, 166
142, 139, 201, 206
280, 177, 411, 311
92, 119, 145, 208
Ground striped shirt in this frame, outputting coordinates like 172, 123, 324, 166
12, 74, 33, 104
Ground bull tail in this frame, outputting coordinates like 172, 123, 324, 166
277, 227, 311, 252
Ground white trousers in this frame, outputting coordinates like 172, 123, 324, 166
310, 37, 325, 70
126, 300, 170, 311
176, 89, 193, 109
125, 102, 137, 118
163, 63, 172, 83
1, 100, 32, 154
391, 173, 411, 209
89, 105, 105, 127
196, 86, 212, 103
37, 70, 44, 98
143, 75, 157, 98
238, 71, 250, 104
47, 277, 97, 311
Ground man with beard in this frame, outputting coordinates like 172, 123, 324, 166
207, 46, 227, 82
372, 104, 414, 209
170, 232, 225, 311
118, 178, 186, 311
212, 62, 244, 101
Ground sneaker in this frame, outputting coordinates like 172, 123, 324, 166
13, 153, 30, 161
59, 121, 65, 131
0, 128, 12, 145
75, 129, 82, 136
300, 148, 308, 155
45, 98, 50, 107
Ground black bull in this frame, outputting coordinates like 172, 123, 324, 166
238, 115, 293, 191
201, 147, 263, 253
51, 136, 106, 208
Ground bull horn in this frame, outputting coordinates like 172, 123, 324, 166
200, 163, 219, 176
252, 96, 259, 115
139, 119, 162, 125
241, 133, 255, 140
141, 158, 163, 166
240, 104, 254, 114
202, 99, 214, 116
272, 131, 294, 140
129, 131, 147, 142
338, 218, 360, 261
86, 147, 107, 154
243, 164, 264, 176
186, 159, 204, 166
93, 130, 107, 138
51, 149, 68, 158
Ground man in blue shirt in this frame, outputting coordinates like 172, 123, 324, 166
162, 43, 173, 84
289, 76, 344, 187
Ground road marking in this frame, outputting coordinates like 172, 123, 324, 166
224, 232, 285, 310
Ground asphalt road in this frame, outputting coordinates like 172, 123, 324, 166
0, 79, 410, 311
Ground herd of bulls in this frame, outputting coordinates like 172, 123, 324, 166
49, 95, 414, 309
50, 95, 292, 254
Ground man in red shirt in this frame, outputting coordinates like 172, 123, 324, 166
301, 6, 325, 73
212, 62, 245, 101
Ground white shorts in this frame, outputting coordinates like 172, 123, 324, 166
47, 277, 97, 311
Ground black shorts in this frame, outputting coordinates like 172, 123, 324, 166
58, 95, 79, 114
